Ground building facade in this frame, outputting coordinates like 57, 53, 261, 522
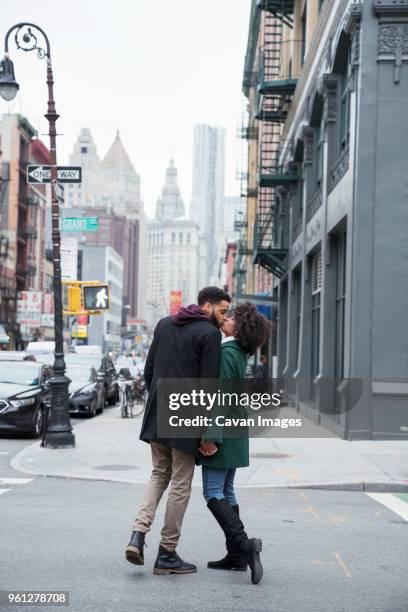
66, 128, 101, 208
240, 0, 408, 439
191, 124, 226, 286
147, 160, 199, 326
67, 129, 147, 319
80, 245, 123, 351
0, 114, 56, 347
62, 206, 141, 324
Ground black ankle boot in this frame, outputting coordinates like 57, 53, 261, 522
207, 498, 263, 584
153, 545, 197, 575
207, 505, 247, 571
125, 531, 146, 565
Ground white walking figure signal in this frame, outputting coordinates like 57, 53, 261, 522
96, 288, 108, 308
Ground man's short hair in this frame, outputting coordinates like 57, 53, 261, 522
197, 286, 231, 306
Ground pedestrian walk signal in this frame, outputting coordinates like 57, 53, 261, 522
83, 285, 110, 311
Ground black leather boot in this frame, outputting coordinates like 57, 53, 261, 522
207, 505, 247, 571
153, 545, 197, 575
125, 531, 146, 565
207, 497, 263, 584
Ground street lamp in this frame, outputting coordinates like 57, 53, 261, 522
0, 23, 75, 447
0, 55, 19, 101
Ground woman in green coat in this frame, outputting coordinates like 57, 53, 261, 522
199, 302, 270, 585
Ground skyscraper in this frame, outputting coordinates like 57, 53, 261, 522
191, 124, 226, 286
67, 128, 101, 208
147, 160, 199, 326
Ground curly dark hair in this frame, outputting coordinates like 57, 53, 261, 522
233, 302, 271, 356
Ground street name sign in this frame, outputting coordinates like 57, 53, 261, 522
61, 217, 99, 233
27, 165, 82, 184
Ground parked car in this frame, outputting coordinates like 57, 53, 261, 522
65, 353, 118, 405
0, 361, 52, 438
26, 341, 68, 355
74, 345, 102, 356
66, 363, 104, 417
115, 355, 145, 377
0, 351, 36, 362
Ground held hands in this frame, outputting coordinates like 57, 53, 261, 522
199, 440, 218, 457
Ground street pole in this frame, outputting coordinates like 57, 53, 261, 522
0, 24, 74, 447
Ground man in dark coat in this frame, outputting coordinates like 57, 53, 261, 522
125, 286, 231, 575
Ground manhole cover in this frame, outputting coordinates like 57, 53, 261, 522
93, 464, 139, 471
250, 453, 290, 459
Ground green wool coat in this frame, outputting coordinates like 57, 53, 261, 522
200, 340, 249, 469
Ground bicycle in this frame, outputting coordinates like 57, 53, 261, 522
131, 374, 147, 417
117, 374, 135, 418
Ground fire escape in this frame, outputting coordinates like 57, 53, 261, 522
253, 4, 299, 278
257, 0, 295, 28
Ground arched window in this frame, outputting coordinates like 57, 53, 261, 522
315, 114, 324, 189
309, 91, 324, 191
338, 43, 351, 151
332, 31, 352, 154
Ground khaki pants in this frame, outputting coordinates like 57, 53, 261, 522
132, 442, 195, 551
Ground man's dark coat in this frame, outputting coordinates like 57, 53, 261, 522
140, 307, 221, 456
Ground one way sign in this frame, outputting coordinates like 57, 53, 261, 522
27, 165, 82, 184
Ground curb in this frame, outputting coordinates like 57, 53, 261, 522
11, 456, 408, 492
292, 482, 408, 493
10, 439, 408, 493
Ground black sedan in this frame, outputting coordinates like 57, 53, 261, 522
65, 353, 118, 406
66, 364, 105, 417
0, 361, 52, 438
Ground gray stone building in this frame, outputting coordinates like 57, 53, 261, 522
242, 0, 408, 439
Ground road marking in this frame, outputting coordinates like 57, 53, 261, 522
307, 504, 320, 519
366, 493, 408, 522
0, 451, 10, 455
298, 505, 320, 519
333, 552, 352, 578
273, 468, 300, 481
0, 478, 33, 485
330, 516, 346, 523
0, 489, 11, 495
299, 492, 308, 501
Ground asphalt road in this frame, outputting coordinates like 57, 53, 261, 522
1, 417, 408, 612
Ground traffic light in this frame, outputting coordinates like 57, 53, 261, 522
67, 286, 82, 311
83, 285, 110, 311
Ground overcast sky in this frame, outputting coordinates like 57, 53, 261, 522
0, 0, 250, 217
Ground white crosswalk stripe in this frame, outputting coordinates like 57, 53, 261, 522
0, 477, 33, 497
0, 478, 33, 486
366, 493, 408, 522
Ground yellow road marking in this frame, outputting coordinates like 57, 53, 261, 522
330, 516, 346, 523
299, 492, 308, 501
273, 468, 300, 481
333, 552, 352, 578
307, 504, 320, 519
297, 505, 320, 519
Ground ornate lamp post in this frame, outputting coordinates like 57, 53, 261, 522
0, 23, 74, 447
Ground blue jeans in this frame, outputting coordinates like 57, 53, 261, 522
202, 466, 237, 506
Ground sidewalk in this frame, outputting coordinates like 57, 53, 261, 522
11, 405, 408, 491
